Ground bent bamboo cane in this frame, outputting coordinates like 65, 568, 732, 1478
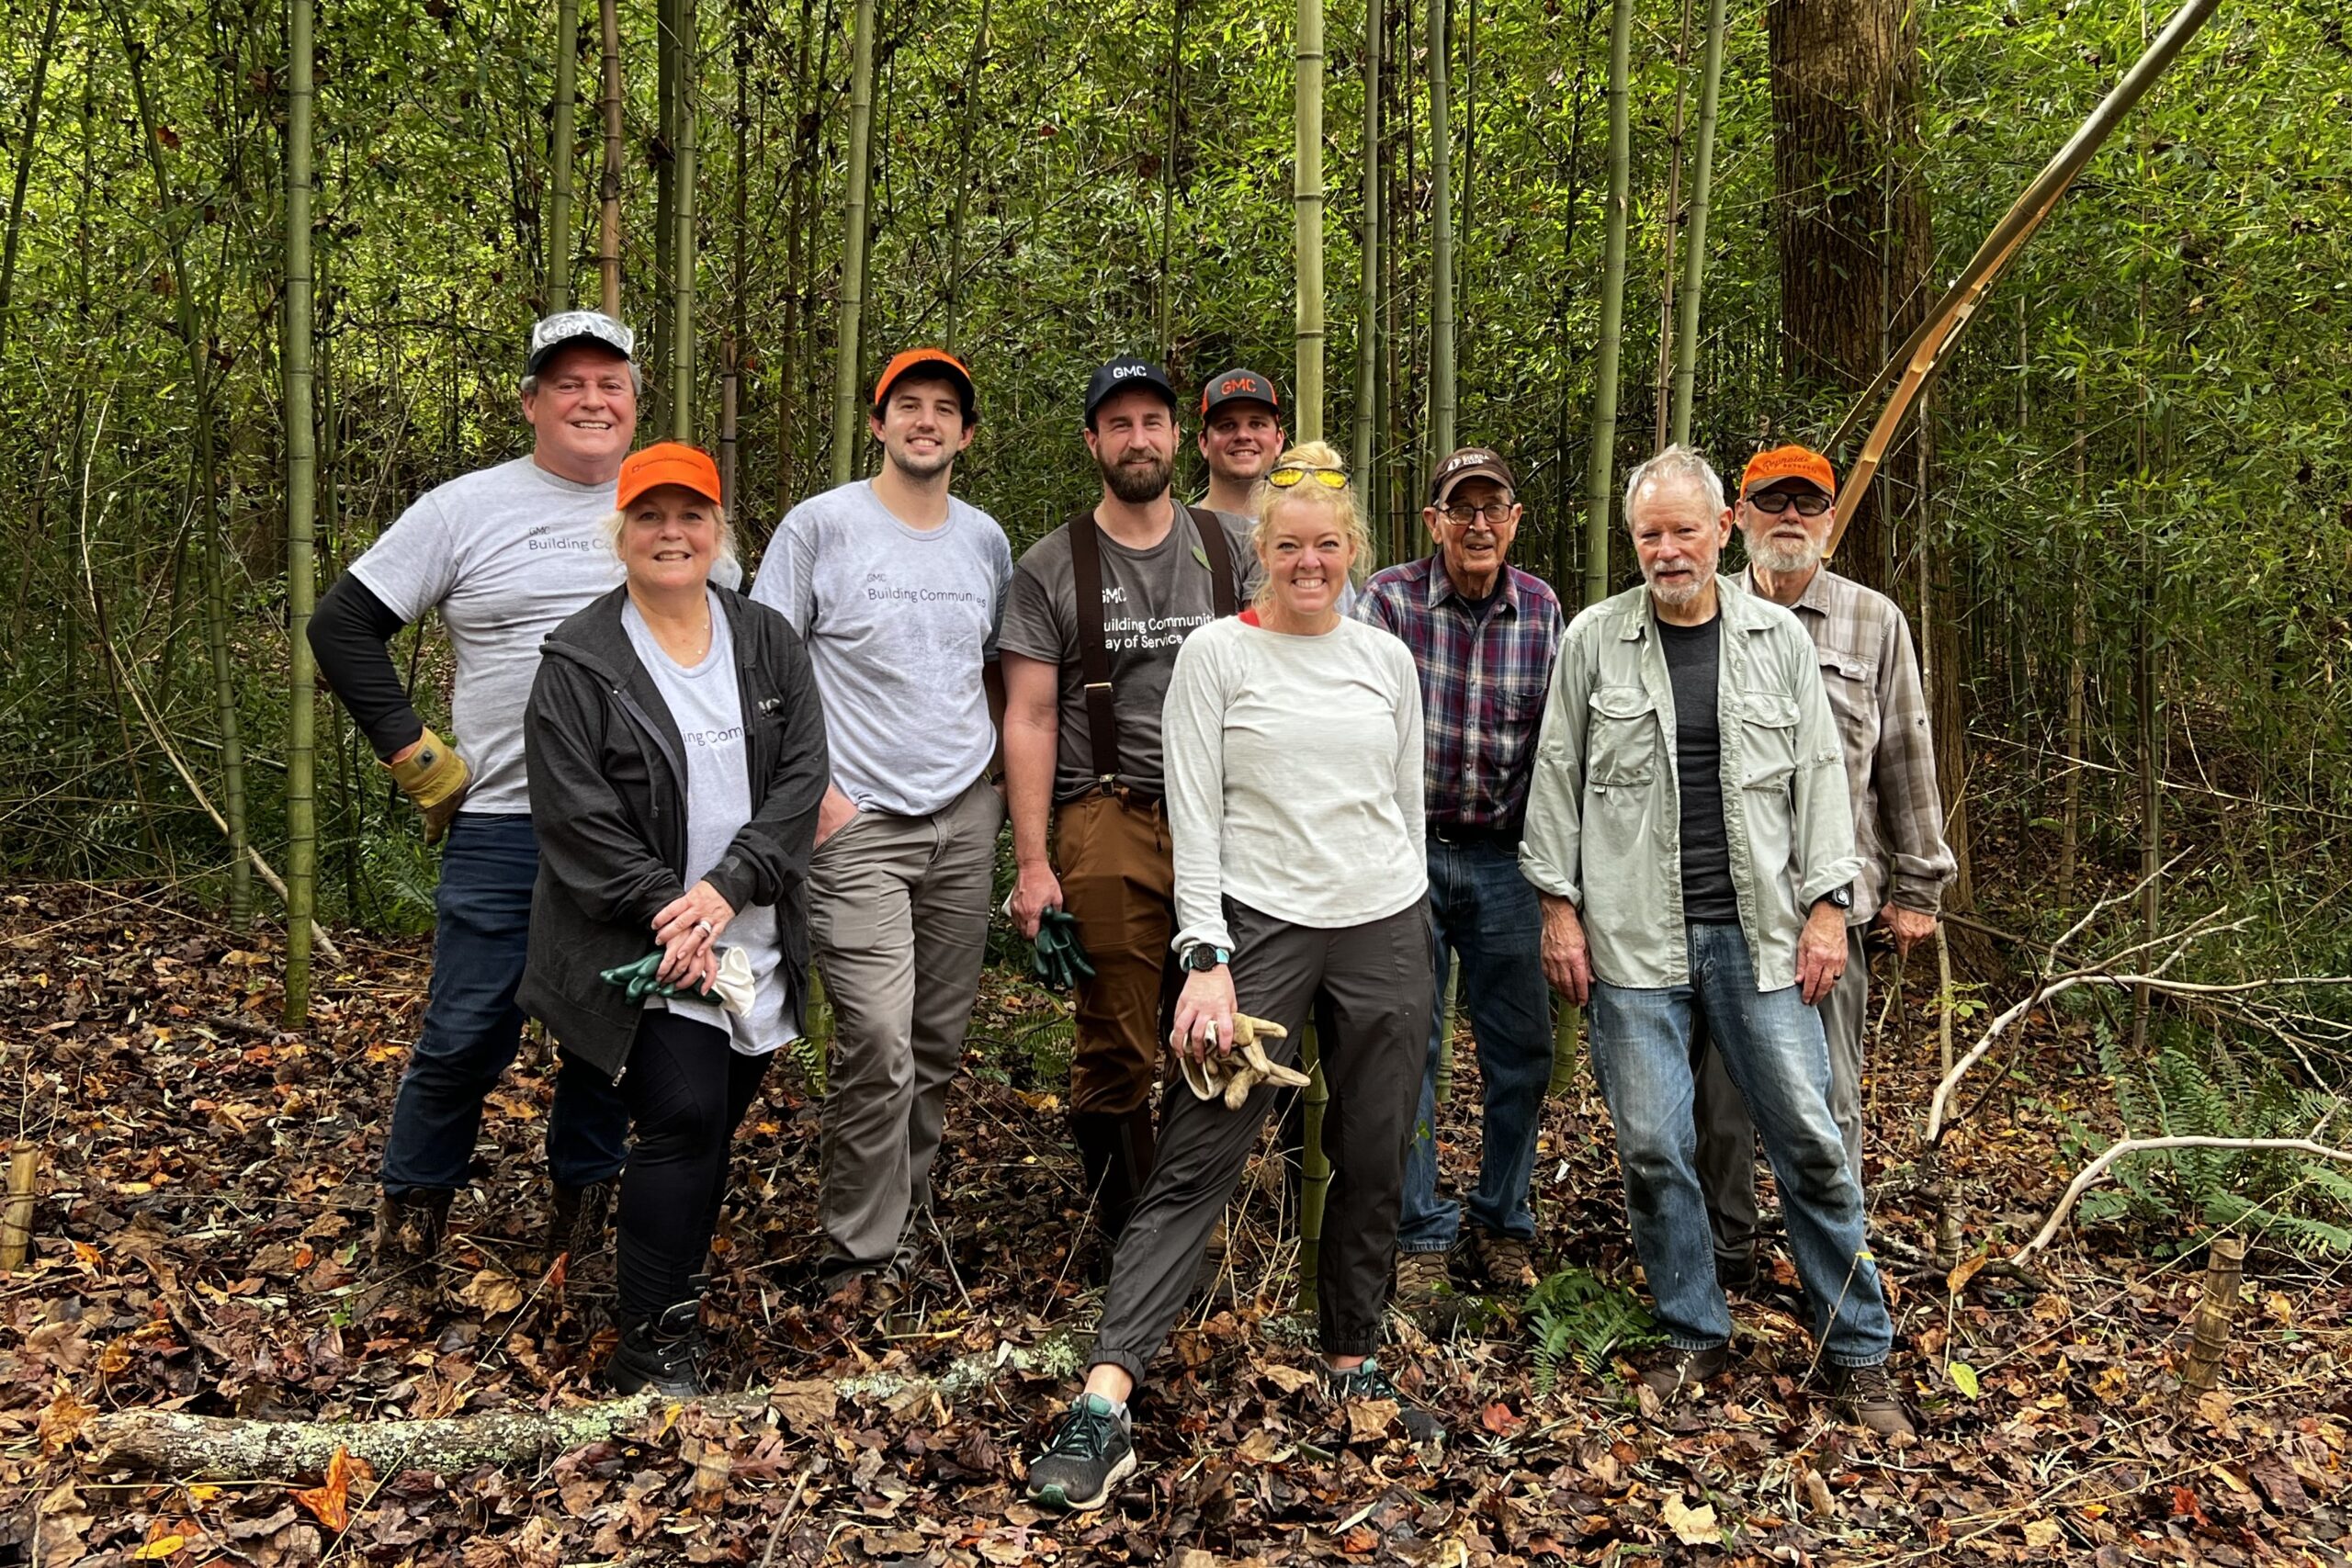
1823, 0, 2222, 558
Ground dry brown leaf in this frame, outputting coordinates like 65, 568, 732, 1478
456, 1268, 525, 1315
1345, 1397, 1398, 1441
770, 1379, 838, 1440
2023, 1518, 2064, 1549
38, 1387, 95, 1455
1945, 1246, 1990, 1295
1261, 1363, 1318, 1395
1661, 1495, 1721, 1547
291, 1445, 372, 1533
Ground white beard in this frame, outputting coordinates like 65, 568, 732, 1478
1747, 534, 1823, 574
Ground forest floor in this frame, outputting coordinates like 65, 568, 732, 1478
3, 881, 2347, 1566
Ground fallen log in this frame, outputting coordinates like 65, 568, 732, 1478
86, 1329, 1086, 1479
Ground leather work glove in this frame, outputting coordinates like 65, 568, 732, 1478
386, 727, 471, 846
598, 946, 756, 1016
1180, 1013, 1312, 1111
1029, 908, 1096, 992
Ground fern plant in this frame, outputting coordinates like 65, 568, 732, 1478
1525, 1266, 1665, 1392
2068, 1024, 2352, 1258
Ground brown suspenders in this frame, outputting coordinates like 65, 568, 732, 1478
1067, 502, 1239, 793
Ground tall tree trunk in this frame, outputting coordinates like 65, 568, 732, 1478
1767, 0, 1928, 594
1581, 0, 1632, 606
597, 0, 622, 315
546, 0, 580, 313
284, 0, 319, 1020
671, 0, 698, 440
115, 7, 248, 919
1351, 0, 1380, 486
829, 0, 877, 484
1294, 0, 1324, 438
0, 0, 63, 348
1155, 0, 1183, 363
1668, 0, 1726, 446
941, 0, 991, 355
1424, 0, 1453, 458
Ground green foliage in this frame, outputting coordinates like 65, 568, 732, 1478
2063, 1025, 2352, 1258
1524, 1265, 1663, 1392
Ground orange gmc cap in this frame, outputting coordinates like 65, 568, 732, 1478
617, 442, 723, 510
1740, 445, 1837, 499
872, 347, 977, 423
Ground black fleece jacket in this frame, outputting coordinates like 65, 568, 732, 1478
518, 583, 830, 1081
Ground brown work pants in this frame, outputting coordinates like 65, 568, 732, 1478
1053, 790, 1184, 1118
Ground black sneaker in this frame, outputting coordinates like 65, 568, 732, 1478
1325, 1357, 1445, 1446
1025, 1393, 1136, 1512
605, 1301, 707, 1397
1824, 1362, 1916, 1439
1634, 1343, 1730, 1402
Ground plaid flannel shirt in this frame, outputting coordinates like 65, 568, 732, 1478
1741, 565, 1955, 921
1356, 554, 1564, 832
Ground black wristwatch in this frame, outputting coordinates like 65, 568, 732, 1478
1815, 885, 1853, 911
1177, 941, 1231, 973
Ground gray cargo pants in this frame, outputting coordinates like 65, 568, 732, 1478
810, 777, 1004, 1278
1693, 923, 1868, 1270
1088, 899, 1430, 1386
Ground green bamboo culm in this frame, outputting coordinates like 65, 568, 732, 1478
1349, 0, 1379, 492
1298, 1019, 1330, 1315
1547, 998, 1582, 1098
546, 0, 579, 312
281, 0, 319, 1021
1665, 0, 1726, 446
1294, 0, 1326, 438
670, 0, 698, 440
829, 0, 877, 482
1581, 0, 1634, 607
1425, 0, 1454, 458
1433, 967, 1457, 1106
798, 967, 833, 1093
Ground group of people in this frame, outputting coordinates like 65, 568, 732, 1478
309, 308, 1953, 1506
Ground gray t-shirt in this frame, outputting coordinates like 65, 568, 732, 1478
621, 592, 794, 1056
750, 479, 1012, 818
350, 456, 627, 814
1163, 615, 1427, 950
1658, 615, 1738, 923
999, 505, 1261, 801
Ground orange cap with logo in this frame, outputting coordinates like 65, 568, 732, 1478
1740, 445, 1837, 499
872, 347, 977, 422
616, 443, 723, 510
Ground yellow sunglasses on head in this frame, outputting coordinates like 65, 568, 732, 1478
1266, 464, 1350, 490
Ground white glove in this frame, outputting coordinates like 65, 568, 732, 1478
1179, 1014, 1311, 1110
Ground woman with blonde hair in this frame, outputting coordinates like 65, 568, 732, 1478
1023, 442, 1437, 1511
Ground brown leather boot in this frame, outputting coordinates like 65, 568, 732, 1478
1070, 1106, 1157, 1253
365, 1188, 452, 1316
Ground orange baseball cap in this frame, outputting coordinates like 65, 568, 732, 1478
1740, 445, 1837, 499
617, 442, 723, 510
872, 347, 977, 422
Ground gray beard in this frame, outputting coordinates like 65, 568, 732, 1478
1645, 566, 1711, 607
1747, 535, 1822, 575
1103, 454, 1171, 504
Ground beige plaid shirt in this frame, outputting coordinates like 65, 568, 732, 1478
1743, 565, 1955, 921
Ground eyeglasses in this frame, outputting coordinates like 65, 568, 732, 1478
1442, 500, 1517, 525
1747, 491, 1831, 517
1267, 464, 1350, 491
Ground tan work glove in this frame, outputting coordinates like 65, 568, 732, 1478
1180, 1013, 1311, 1111
386, 727, 470, 846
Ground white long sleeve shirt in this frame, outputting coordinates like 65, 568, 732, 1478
1163, 615, 1427, 953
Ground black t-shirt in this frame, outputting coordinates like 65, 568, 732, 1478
1657, 615, 1739, 923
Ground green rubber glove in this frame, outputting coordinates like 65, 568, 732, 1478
1031, 908, 1095, 991
598, 951, 718, 1005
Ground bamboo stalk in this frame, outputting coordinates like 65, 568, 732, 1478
283, 0, 319, 1022
1424, 0, 1453, 457
1299, 1019, 1330, 1314
1350, 0, 1380, 490
829, 0, 877, 485
1580, 0, 1633, 607
596, 0, 622, 316
547, 0, 580, 312
2178, 1235, 2245, 1396
1547, 998, 1579, 1098
1294, 0, 1325, 438
0, 1148, 37, 1270
1665, 0, 1725, 446
1433, 968, 1456, 1106
671, 0, 699, 441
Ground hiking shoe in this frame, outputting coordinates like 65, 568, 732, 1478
1470, 1230, 1539, 1291
1825, 1362, 1916, 1439
364, 1188, 452, 1314
1634, 1343, 1730, 1402
1715, 1250, 1759, 1296
544, 1179, 616, 1287
605, 1300, 708, 1398
1025, 1393, 1136, 1512
1325, 1357, 1445, 1446
1395, 1249, 1454, 1311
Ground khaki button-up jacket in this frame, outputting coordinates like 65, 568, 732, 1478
1519, 576, 1861, 992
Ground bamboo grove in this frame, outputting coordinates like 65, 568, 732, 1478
1, 0, 2348, 1031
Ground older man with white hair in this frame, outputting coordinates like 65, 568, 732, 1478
1519, 444, 1910, 1438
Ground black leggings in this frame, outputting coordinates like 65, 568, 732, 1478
613, 1010, 774, 1317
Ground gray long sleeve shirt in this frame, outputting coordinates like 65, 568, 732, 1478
1519, 577, 1861, 992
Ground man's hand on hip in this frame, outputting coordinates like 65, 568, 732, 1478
1797, 900, 1849, 1005
384, 727, 470, 846
1539, 895, 1593, 1006
1879, 903, 1937, 958
813, 784, 860, 849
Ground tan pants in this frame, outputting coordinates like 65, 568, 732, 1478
810, 777, 1004, 1277
1052, 791, 1182, 1118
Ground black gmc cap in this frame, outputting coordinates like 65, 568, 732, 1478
1084, 357, 1180, 427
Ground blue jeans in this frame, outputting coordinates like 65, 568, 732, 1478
1587, 921, 1892, 1366
379, 813, 631, 1196
1396, 836, 1555, 1252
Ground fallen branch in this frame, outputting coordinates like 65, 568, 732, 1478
85, 1331, 1084, 1479
2012, 1137, 2352, 1260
